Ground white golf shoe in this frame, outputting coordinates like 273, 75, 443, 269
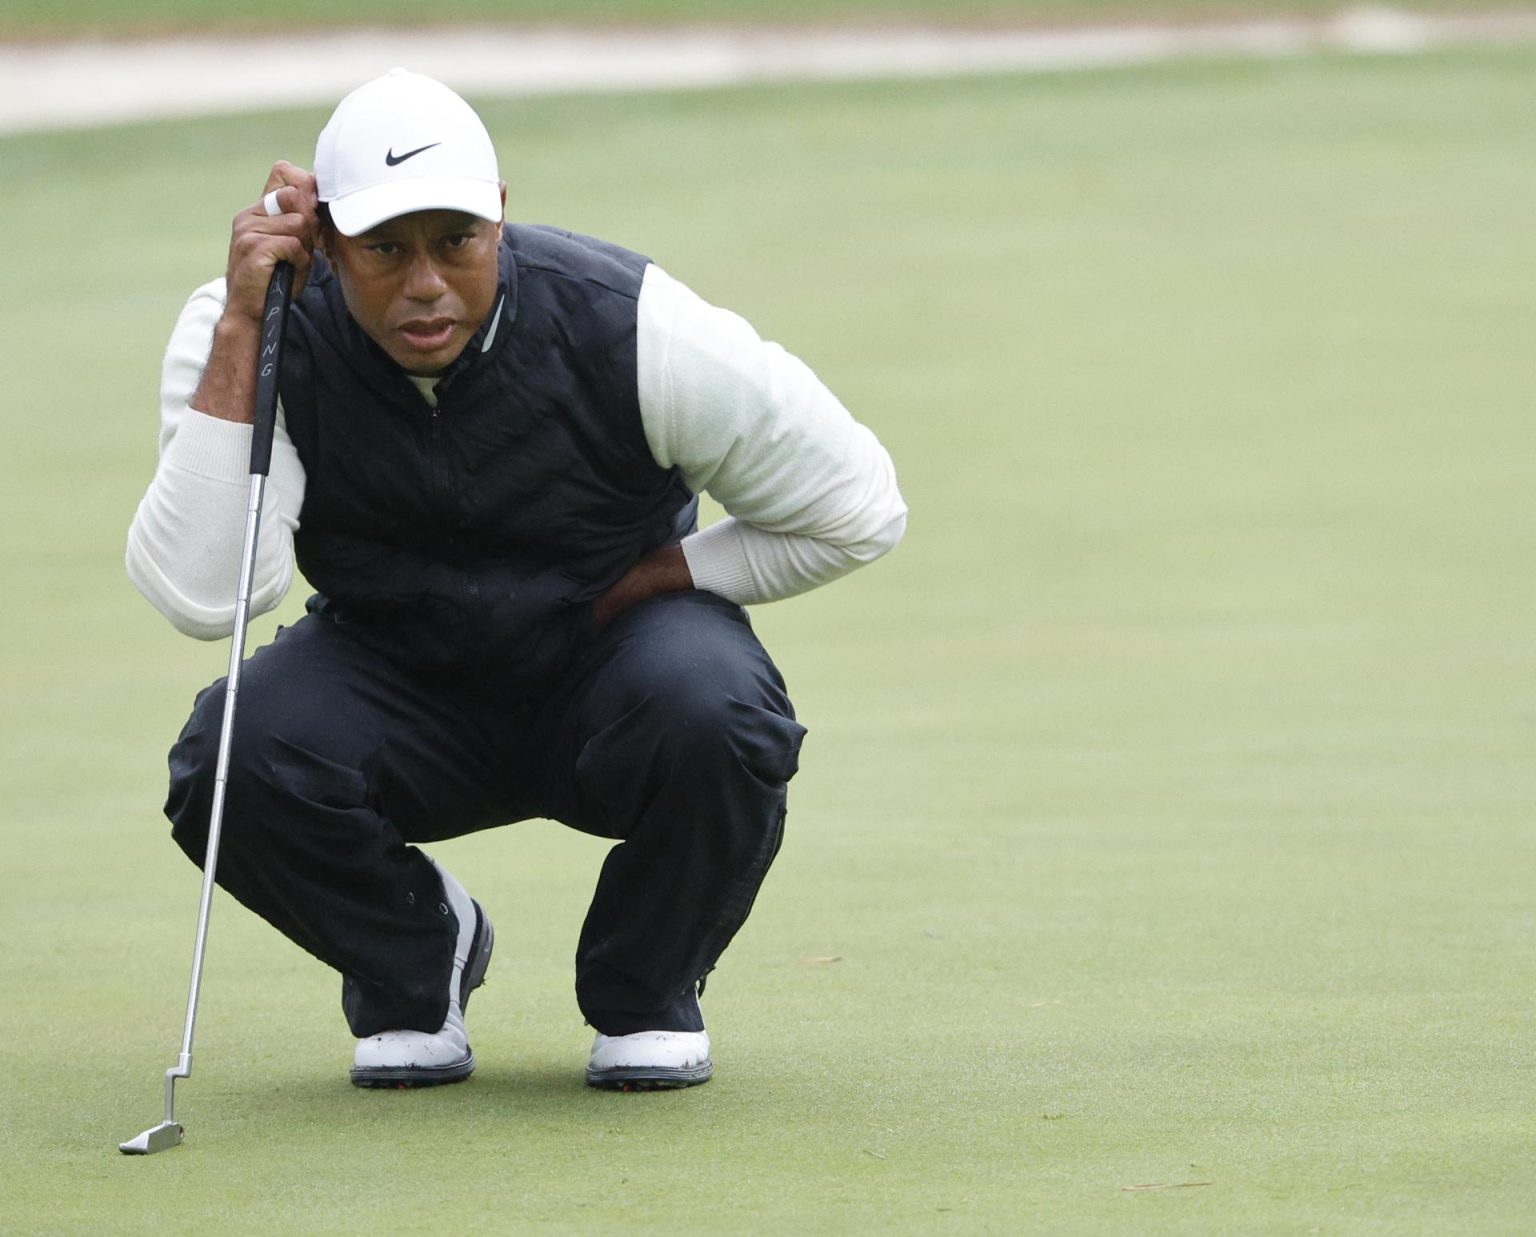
586, 1028, 713, 1090
350, 860, 494, 1088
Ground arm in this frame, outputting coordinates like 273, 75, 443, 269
125, 282, 308, 638
635, 265, 906, 605
590, 543, 692, 628
125, 165, 318, 638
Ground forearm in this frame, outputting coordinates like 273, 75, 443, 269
592, 543, 693, 627
127, 279, 305, 637
190, 314, 264, 424
682, 506, 906, 606
126, 411, 300, 638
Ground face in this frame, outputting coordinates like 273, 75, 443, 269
324, 203, 504, 376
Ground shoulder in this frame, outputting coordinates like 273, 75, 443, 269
504, 224, 651, 300
637, 263, 766, 377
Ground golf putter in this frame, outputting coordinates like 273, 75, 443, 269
121, 261, 295, 1155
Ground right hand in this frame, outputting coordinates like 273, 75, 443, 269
223, 161, 319, 327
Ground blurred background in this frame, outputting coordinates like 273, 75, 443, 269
2, 2, 1533, 1232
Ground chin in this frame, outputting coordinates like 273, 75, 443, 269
394, 340, 467, 376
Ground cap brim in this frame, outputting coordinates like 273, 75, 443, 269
327, 177, 503, 236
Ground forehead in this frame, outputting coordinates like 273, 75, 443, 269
355, 209, 490, 240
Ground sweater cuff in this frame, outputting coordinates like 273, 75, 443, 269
163, 410, 254, 483
681, 519, 758, 604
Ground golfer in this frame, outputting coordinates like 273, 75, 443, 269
126, 69, 905, 1090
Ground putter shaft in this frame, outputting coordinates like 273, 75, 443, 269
121, 475, 266, 1155
121, 264, 291, 1157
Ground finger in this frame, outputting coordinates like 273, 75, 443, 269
244, 193, 318, 298
253, 167, 321, 247
226, 223, 313, 314
253, 184, 314, 220
231, 230, 311, 281
239, 164, 321, 306
241, 187, 295, 222
262, 161, 319, 212
235, 201, 311, 246
262, 160, 312, 193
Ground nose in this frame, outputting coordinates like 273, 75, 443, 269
402, 252, 449, 302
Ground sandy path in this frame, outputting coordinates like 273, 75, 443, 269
3, 8, 1534, 135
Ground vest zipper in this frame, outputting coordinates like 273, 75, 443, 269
428, 408, 449, 497
428, 405, 480, 608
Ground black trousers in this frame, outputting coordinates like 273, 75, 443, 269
165, 591, 805, 1039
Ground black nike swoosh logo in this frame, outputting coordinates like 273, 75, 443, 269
385, 142, 441, 166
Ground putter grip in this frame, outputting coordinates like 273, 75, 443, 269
249, 261, 295, 477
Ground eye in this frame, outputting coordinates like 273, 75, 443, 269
444, 233, 472, 249
368, 241, 401, 257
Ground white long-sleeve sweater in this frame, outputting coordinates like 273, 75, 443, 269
126, 263, 906, 639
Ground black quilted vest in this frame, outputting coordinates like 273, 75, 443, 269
278, 224, 697, 688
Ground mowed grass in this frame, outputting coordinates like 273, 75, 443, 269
1, 47, 1534, 1233
4, 0, 1520, 40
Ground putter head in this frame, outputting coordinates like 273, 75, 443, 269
119, 1121, 184, 1155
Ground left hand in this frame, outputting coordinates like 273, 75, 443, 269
592, 544, 694, 628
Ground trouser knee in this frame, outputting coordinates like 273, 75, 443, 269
581, 682, 803, 853
661, 686, 803, 836
164, 683, 230, 866
163, 681, 307, 870
572, 680, 804, 1029
646, 670, 804, 782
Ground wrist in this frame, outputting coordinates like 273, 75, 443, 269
593, 545, 693, 628
214, 308, 264, 344
190, 313, 264, 424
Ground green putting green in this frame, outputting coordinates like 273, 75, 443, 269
1, 44, 1533, 1233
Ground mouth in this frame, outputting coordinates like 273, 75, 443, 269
397, 317, 458, 352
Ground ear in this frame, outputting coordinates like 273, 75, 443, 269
314, 204, 338, 262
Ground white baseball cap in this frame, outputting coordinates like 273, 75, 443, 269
315, 68, 503, 237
